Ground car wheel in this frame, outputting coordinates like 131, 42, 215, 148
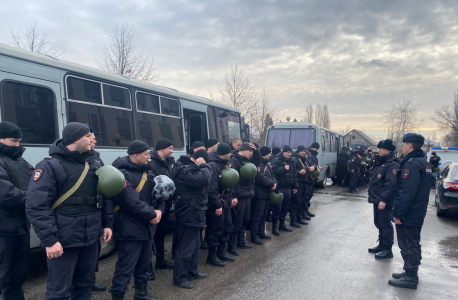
99, 237, 117, 259
436, 204, 446, 218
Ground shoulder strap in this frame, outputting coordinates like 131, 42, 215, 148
51, 162, 89, 210
114, 171, 147, 212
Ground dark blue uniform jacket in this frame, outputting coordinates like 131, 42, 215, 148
255, 158, 277, 198
148, 150, 175, 210
271, 153, 299, 189
208, 152, 233, 210
229, 150, 261, 199
368, 152, 400, 206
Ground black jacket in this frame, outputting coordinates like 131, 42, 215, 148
209, 152, 233, 209
26, 140, 109, 248
172, 155, 212, 228
368, 152, 400, 206
148, 150, 175, 210
393, 150, 432, 226
0, 143, 33, 235
112, 156, 163, 241
229, 151, 261, 199
293, 152, 309, 188
255, 158, 277, 198
429, 155, 441, 169
271, 153, 299, 189
338, 150, 350, 169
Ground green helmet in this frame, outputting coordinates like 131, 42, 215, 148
96, 165, 125, 197
240, 163, 257, 180
361, 161, 367, 167
220, 168, 239, 188
269, 191, 283, 204
311, 169, 321, 179
365, 157, 371, 163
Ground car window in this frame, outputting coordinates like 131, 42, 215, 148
449, 166, 458, 181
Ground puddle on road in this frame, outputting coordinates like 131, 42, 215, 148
439, 236, 458, 269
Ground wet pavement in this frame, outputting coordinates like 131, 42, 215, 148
23, 184, 458, 300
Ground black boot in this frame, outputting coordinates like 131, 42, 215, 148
251, 236, 263, 245
290, 220, 302, 228
133, 284, 159, 300
305, 208, 315, 217
375, 244, 393, 259
200, 240, 208, 249
155, 252, 174, 269
228, 234, 239, 256
237, 230, 252, 249
111, 292, 125, 300
272, 220, 280, 236
217, 243, 235, 262
278, 220, 293, 232
388, 271, 418, 290
148, 263, 155, 281
368, 241, 383, 253
392, 272, 419, 284
298, 219, 309, 225
301, 211, 311, 220
259, 233, 271, 239
206, 247, 225, 267
92, 281, 107, 291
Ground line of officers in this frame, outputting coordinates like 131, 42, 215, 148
0, 121, 326, 300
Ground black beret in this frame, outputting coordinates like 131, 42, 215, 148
206, 138, 219, 149
155, 138, 173, 151
260, 146, 271, 156
272, 147, 281, 155
192, 148, 209, 163
297, 145, 306, 152
128, 140, 150, 154
311, 142, 320, 149
239, 142, 254, 152
282, 145, 293, 153
62, 122, 90, 146
0, 122, 22, 139
378, 139, 396, 151
402, 133, 425, 145
216, 143, 231, 155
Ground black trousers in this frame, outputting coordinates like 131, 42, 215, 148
295, 187, 307, 221
356, 167, 362, 188
396, 225, 423, 272
349, 170, 357, 190
337, 166, 348, 186
0, 233, 29, 298
205, 207, 232, 247
272, 187, 292, 221
45, 242, 98, 300
110, 240, 152, 293
372, 204, 394, 245
304, 183, 315, 208
173, 227, 201, 284
154, 208, 171, 255
289, 188, 301, 222
250, 197, 269, 239
230, 197, 251, 245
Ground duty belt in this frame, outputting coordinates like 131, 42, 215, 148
64, 196, 103, 208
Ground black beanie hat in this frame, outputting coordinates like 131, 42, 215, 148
128, 140, 150, 154
216, 143, 231, 155
155, 138, 173, 151
0, 122, 23, 139
377, 139, 396, 151
272, 147, 281, 155
191, 141, 205, 151
297, 145, 306, 152
62, 122, 90, 146
282, 145, 293, 153
260, 146, 271, 156
431, 152, 436, 155
310, 142, 320, 149
239, 142, 253, 152
192, 149, 210, 163
402, 133, 425, 145
206, 138, 219, 149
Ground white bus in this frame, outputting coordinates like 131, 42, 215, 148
0, 43, 249, 257
265, 122, 344, 188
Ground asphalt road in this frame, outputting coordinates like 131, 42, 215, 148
23, 184, 458, 300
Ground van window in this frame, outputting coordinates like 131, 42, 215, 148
207, 107, 217, 139
102, 84, 131, 109
67, 77, 102, 104
160, 97, 180, 117
136, 92, 159, 114
137, 113, 184, 149
1, 81, 57, 144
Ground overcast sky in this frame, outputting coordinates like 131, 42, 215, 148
1, 0, 457, 140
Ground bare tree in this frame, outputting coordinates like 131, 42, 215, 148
383, 98, 420, 148
322, 104, 331, 129
305, 104, 313, 122
95, 22, 159, 82
8, 20, 64, 58
315, 104, 323, 126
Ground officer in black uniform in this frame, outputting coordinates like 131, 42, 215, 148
389, 133, 432, 290
109, 140, 162, 300
0, 122, 33, 300
303, 143, 322, 218
337, 146, 350, 187
348, 150, 363, 194
251, 146, 277, 244
292, 145, 311, 225
149, 138, 175, 271
270, 147, 281, 163
228, 142, 261, 255
206, 143, 236, 266
271, 145, 298, 233
231, 137, 242, 156
206, 138, 219, 153
26, 122, 113, 300
429, 152, 441, 188
172, 149, 212, 289
367, 139, 399, 260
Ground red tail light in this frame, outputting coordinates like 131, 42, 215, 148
443, 182, 458, 190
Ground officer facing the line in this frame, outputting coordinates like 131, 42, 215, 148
0, 122, 33, 300
26, 122, 113, 300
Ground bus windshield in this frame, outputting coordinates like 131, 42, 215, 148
266, 128, 316, 149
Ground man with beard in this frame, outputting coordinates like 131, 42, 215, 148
271, 145, 298, 233
206, 143, 236, 266
0, 122, 33, 300
110, 140, 162, 300
26, 123, 112, 300
367, 139, 399, 260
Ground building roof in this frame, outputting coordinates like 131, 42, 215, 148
345, 129, 377, 146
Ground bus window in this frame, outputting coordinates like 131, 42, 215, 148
266, 129, 291, 148
207, 107, 217, 139
102, 84, 131, 109
290, 129, 315, 148
136, 92, 159, 114
321, 135, 326, 152
1, 81, 57, 144
216, 109, 241, 144
137, 113, 184, 149
67, 76, 102, 104
160, 97, 180, 117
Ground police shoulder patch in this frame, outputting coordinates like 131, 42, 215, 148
377, 174, 382, 179
257, 166, 261, 172
392, 169, 397, 176
402, 169, 410, 179
227, 163, 232, 168
33, 169, 43, 181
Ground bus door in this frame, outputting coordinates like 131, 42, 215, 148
181, 101, 208, 153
